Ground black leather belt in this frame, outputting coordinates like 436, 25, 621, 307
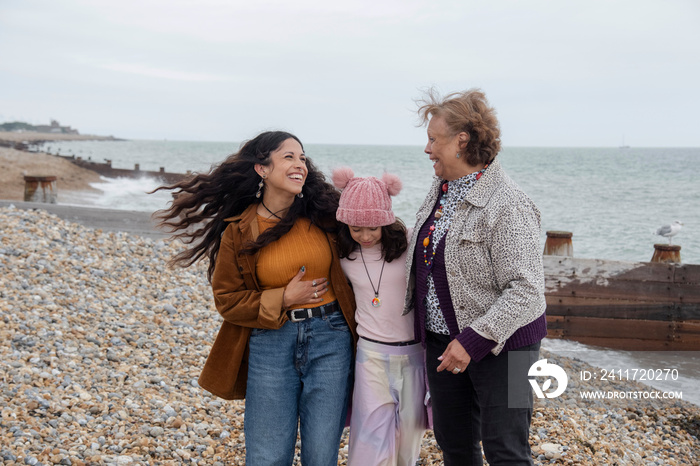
360, 336, 418, 347
286, 301, 340, 323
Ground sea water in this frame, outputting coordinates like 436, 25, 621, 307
42, 140, 700, 405
44, 140, 700, 264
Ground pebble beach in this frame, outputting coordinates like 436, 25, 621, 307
1, 205, 699, 465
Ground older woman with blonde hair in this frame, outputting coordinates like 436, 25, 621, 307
404, 89, 547, 465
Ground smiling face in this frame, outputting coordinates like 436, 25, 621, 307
349, 226, 382, 249
255, 138, 307, 199
425, 115, 471, 181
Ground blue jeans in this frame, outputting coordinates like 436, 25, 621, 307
245, 309, 353, 465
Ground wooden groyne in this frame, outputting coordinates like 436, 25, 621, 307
58, 155, 190, 184
544, 256, 700, 350
543, 232, 700, 351
0, 132, 189, 185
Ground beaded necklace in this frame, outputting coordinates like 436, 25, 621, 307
422, 164, 488, 267
422, 182, 448, 267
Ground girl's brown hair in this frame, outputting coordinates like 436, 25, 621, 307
337, 219, 408, 263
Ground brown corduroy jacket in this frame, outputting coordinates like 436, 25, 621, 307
198, 204, 357, 400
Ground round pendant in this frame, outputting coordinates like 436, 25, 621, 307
371, 297, 381, 308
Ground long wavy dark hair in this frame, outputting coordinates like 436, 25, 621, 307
337, 219, 408, 263
152, 131, 341, 281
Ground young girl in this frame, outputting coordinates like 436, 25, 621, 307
333, 167, 426, 466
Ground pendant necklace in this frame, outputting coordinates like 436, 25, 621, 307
359, 247, 385, 308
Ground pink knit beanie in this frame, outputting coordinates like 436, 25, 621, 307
332, 167, 402, 227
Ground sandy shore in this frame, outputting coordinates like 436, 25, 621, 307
0, 146, 102, 201
0, 131, 119, 203
0, 131, 118, 203
1, 205, 699, 465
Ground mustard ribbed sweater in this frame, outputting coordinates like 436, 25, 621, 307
256, 215, 337, 307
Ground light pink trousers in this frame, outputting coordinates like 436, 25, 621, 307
348, 338, 427, 466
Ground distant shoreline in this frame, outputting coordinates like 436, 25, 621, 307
0, 130, 124, 148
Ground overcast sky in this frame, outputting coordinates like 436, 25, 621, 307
1, 0, 699, 146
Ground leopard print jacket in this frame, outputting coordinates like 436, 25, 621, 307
403, 158, 546, 356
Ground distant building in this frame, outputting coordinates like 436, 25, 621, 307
20, 120, 80, 134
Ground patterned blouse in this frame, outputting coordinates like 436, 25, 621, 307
425, 169, 485, 334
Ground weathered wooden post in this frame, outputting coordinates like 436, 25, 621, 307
23, 175, 57, 203
651, 244, 681, 263
543, 231, 573, 257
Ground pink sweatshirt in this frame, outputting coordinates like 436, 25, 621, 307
340, 237, 414, 343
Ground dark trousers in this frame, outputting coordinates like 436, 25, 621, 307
426, 332, 539, 466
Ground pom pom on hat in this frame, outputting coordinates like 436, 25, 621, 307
382, 172, 402, 197
333, 167, 402, 227
331, 166, 354, 190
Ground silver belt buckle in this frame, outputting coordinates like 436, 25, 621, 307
289, 308, 313, 322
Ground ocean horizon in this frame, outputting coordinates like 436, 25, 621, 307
42, 139, 700, 266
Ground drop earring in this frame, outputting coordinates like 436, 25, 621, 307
255, 175, 265, 198
456, 152, 461, 158
297, 192, 304, 198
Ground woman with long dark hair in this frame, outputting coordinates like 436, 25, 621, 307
154, 131, 357, 465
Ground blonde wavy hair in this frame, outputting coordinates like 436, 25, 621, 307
417, 88, 501, 166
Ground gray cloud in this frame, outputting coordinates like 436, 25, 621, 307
1, 0, 698, 146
